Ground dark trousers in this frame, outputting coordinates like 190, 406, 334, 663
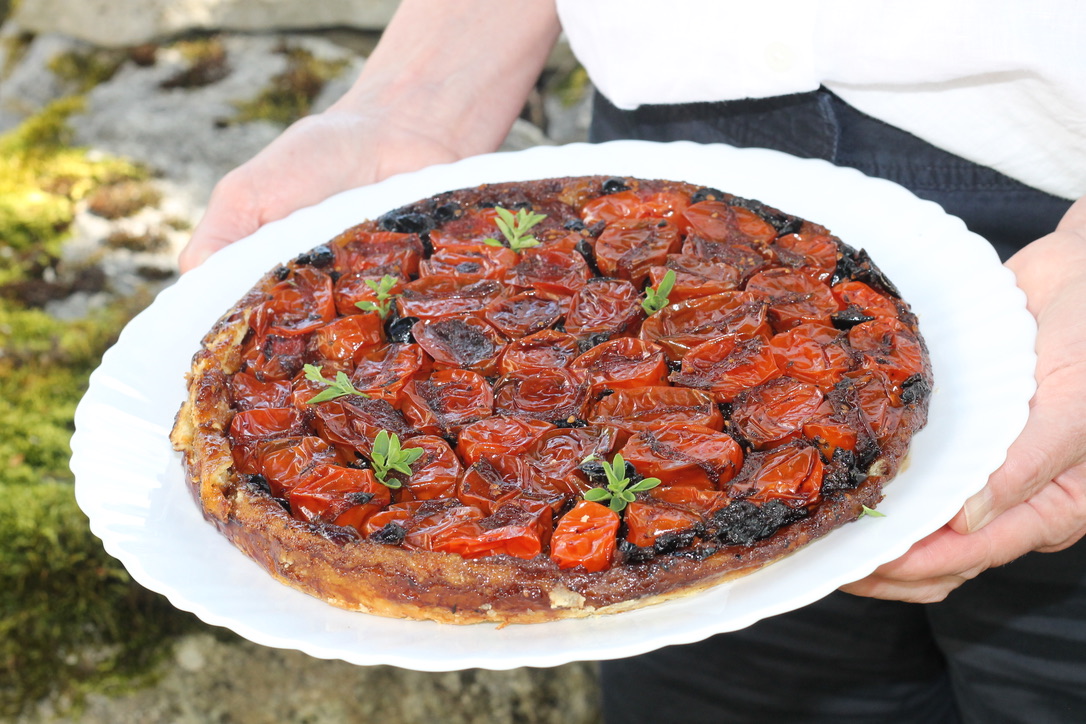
591, 90, 1085, 723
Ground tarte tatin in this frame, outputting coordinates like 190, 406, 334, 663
171, 175, 932, 624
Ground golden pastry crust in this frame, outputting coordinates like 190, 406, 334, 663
171, 175, 931, 624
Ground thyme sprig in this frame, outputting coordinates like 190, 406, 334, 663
483, 206, 546, 252
370, 430, 424, 489
583, 453, 661, 513
354, 274, 400, 320
641, 269, 676, 315
303, 364, 368, 404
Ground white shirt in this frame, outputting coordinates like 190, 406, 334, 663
556, 0, 1086, 201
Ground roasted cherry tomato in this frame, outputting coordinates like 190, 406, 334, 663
288, 464, 391, 531
504, 248, 591, 299
647, 254, 741, 303
349, 344, 430, 403
589, 386, 724, 432
682, 236, 773, 281
580, 190, 645, 226
639, 291, 771, 359
624, 500, 702, 549
456, 457, 554, 515
396, 276, 506, 320
564, 278, 643, 341
241, 332, 307, 381
427, 206, 499, 247
310, 396, 415, 456
229, 407, 307, 441
620, 424, 743, 489
401, 504, 487, 552
330, 227, 423, 277
682, 201, 776, 244
848, 317, 927, 387
746, 268, 838, 332
387, 435, 463, 501
768, 323, 855, 391
498, 329, 581, 373
250, 436, 337, 497
258, 266, 337, 337
493, 368, 590, 424
433, 499, 552, 560
400, 369, 494, 437
525, 425, 619, 497
550, 500, 620, 572
730, 377, 828, 450
311, 314, 384, 363
230, 371, 292, 410
773, 233, 838, 281
457, 416, 556, 466
649, 485, 732, 518
832, 280, 900, 319
419, 243, 518, 280
802, 418, 859, 458
411, 315, 506, 376
484, 292, 563, 338
671, 335, 782, 403
594, 218, 682, 286
332, 271, 405, 317
735, 443, 824, 509
570, 337, 669, 398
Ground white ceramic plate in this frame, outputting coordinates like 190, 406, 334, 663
72, 141, 1036, 671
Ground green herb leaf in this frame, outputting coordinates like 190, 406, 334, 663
354, 274, 401, 319
488, 205, 546, 252
369, 430, 424, 489
303, 364, 367, 404
641, 269, 676, 315
583, 453, 661, 513
860, 505, 886, 518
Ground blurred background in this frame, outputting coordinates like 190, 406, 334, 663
0, 0, 598, 720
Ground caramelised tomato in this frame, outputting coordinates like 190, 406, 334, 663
647, 255, 741, 303
730, 377, 828, 450
412, 315, 506, 375
310, 314, 384, 364
832, 280, 900, 319
498, 329, 581, 373
589, 386, 724, 432
310, 395, 415, 456
258, 266, 337, 338
524, 425, 619, 497
670, 335, 782, 403
768, 323, 855, 391
624, 500, 702, 549
396, 276, 506, 320
332, 271, 405, 317
649, 485, 732, 518
734, 443, 824, 509
419, 243, 518, 280
564, 278, 643, 341
620, 424, 743, 490
594, 218, 682, 286
773, 233, 838, 281
504, 248, 591, 299
484, 292, 563, 338
329, 228, 424, 277
348, 344, 430, 403
400, 369, 494, 437
746, 268, 838, 332
493, 367, 589, 424
569, 337, 669, 397
229, 407, 307, 441
240, 332, 307, 381
682, 200, 776, 244
230, 372, 292, 410
550, 500, 621, 572
639, 291, 771, 359
248, 436, 337, 497
387, 434, 463, 501
457, 416, 556, 466
432, 498, 553, 560
849, 317, 927, 387
288, 464, 391, 531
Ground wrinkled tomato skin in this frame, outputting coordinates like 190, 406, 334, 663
832, 280, 900, 319
396, 276, 506, 320
648, 255, 741, 303
412, 315, 507, 376
624, 501, 702, 548
330, 228, 423, 277
402, 505, 487, 552
230, 372, 292, 410
848, 317, 927, 387
434, 499, 553, 560
649, 485, 732, 518
333, 271, 406, 317
251, 436, 337, 497
241, 333, 308, 381
802, 419, 858, 458
349, 344, 430, 403
671, 335, 783, 403
682, 201, 776, 244
594, 218, 682, 286
389, 435, 463, 502
848, 370, 905, 449
735, 443, 824, 508
288, 464, 391, 531
621, 424, 744, 489
493, 368, 590, 424
746, 268, 838, 332
457, 416, 556, 466
261, 266, 337, 337
589, 386, 724, 432
768, 323, 855, 391
639, 292, 771, 360
310, 395, 415, 456
550, 500, 621, 572
525, 425, 619, 498
504, 248, 591, 299
229, 407, 307, 442
580, 190, 645, 226
484, 292, 564, 338
564, 278, 643, 341
419, 243, 518, 280
311, 314, 384, 363
730, 377, 827, 450
400, 369, 494, 437
569, 338, 669, 398
498, 329, 581, 373
774, 233, 838, 281
428, 207, 499, 247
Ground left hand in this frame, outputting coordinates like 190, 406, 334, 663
842, 196, 1086, 603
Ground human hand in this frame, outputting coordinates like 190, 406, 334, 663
842, 196, 1086, 603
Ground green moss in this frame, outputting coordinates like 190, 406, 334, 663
231, 43, 349, 126
47, 46, 126, 93
0, 100, 200, 716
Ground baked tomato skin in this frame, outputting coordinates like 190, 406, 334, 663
733, 443, 824, 509
670, 335, 782, 403
773, 233, 839, 281
525, 425, 619, 498
594, 218, 682, 286
387, 434, 463, 502
848, 317, 928, 388
396, 276, 506, 321
649, 485, 733, 518
746, 268, 838, 332
457, 416, 556, 466
411, 315, 507, 376
648, 255, 741, 303
418, 243, 518, 280
400, 369, 494, 437
249, 436, 337, 497
431, 498, 553, 560
229, 407, 307, 442
260, 266, 337, 337
620, 424, 744, 490
230, 372, 292, 410
498, 329, 581, 373
288, 464, 391, 531
682, 200, 776, 244
492, 367, 590, 424
564, 278, 644, 342
310, 395, 415, 457
311, 314, 384, 364
729, 377, 828, 450
768, 322, 855, 391
569, 337, 669, 398
590, 386, 725, 432
484, 292, 564, 338
639, 291, 771, 360
504, 248, 591, 299
550, 500, 621, 572
329, 228, 423, 277
832, 280, 900, 320
348, 343, 430, 403
332, 271, 405, 317
624, 500, 702, 549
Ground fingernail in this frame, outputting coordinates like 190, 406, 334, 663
962, 487, 996, 532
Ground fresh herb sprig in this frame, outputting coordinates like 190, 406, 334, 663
354, 274, 400, 319
641, 269, 676, 315
303, 364, 368, 404
369, 430, 424, 489
483, 206, 547, 252
583, 453, 661, 513
860, 505, 886, 518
